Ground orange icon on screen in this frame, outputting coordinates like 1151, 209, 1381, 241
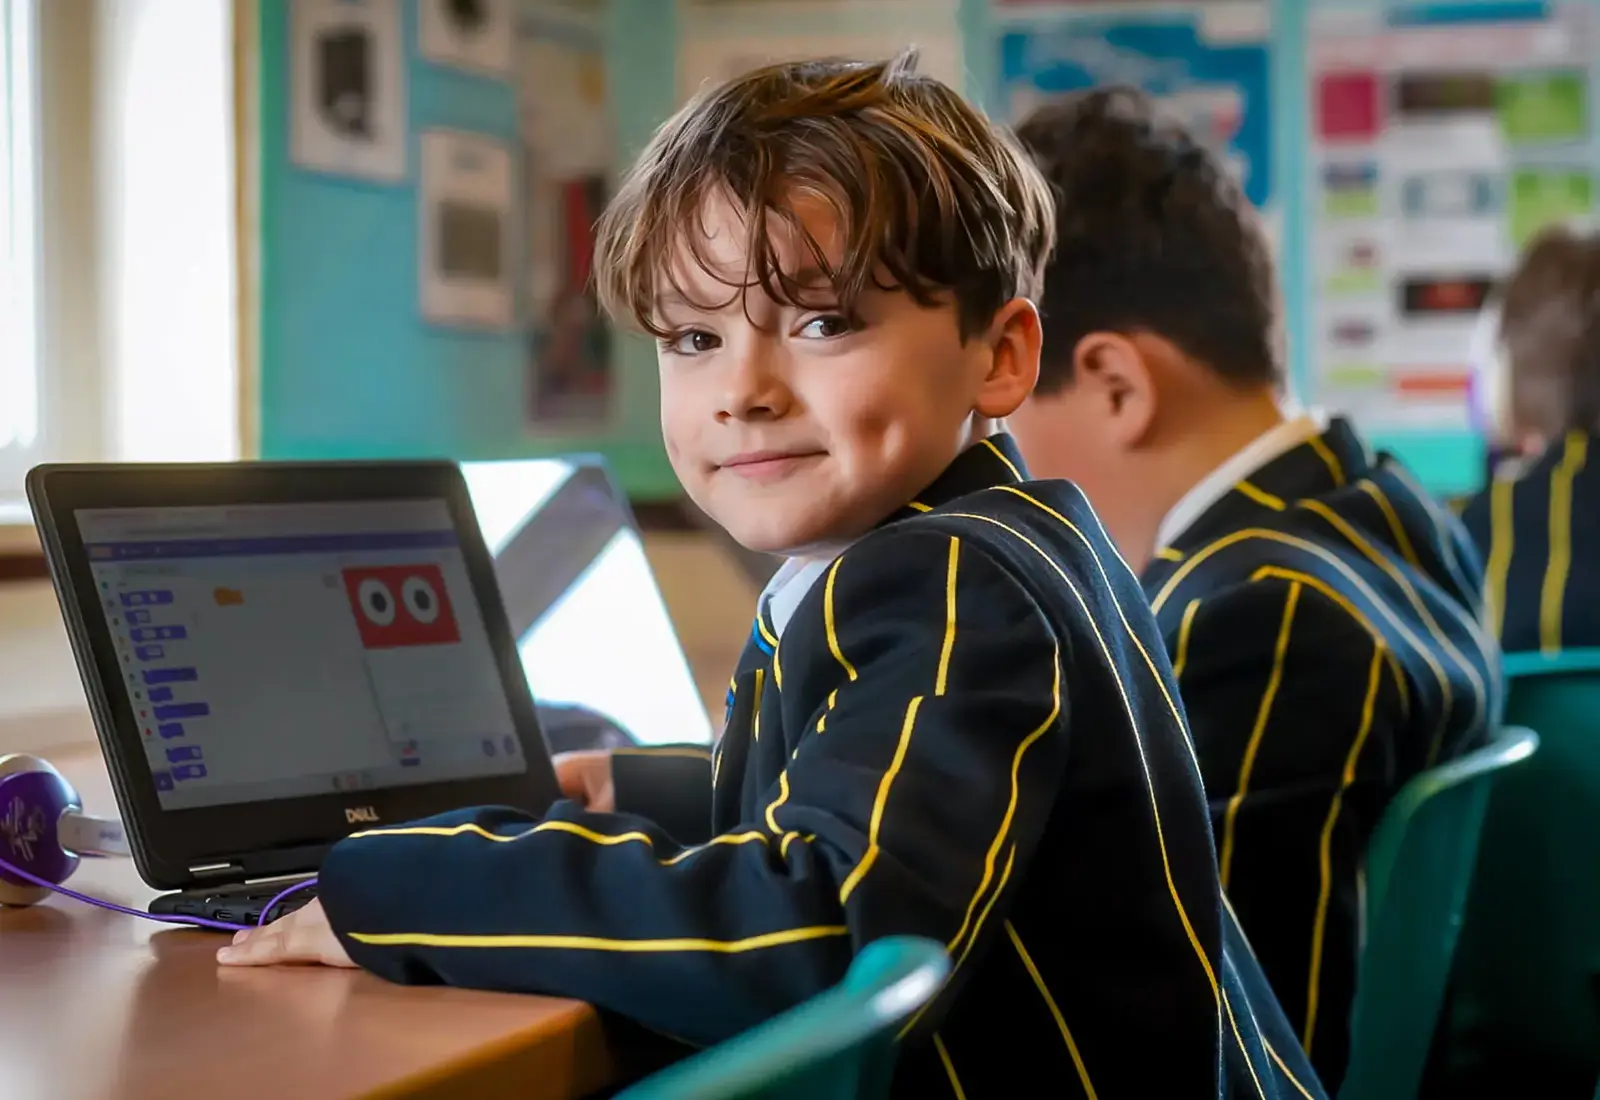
212, 587, 244, 607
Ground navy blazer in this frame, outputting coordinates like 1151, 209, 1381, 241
318, 435, 1323, 1099
1141, 417, 1500, 1091
1462, 430, 1600, 655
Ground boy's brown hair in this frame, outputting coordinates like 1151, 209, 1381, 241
1499, 224, 1600, 438
592, 49, 1055, 342
1015, 87, 1281, 392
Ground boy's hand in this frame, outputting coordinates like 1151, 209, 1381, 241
552, 749, 615, 812
216, 899, 357, 969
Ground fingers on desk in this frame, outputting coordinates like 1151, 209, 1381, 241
216, 901, 355, 969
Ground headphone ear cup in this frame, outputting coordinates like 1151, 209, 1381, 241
0, 754, 84, 907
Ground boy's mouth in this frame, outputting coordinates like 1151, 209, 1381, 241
718, 450, 826, 480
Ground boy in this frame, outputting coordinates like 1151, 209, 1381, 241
1461, 225, 1600, 654
1008, 88, 1498, 1090
219, 54, 1321, 1098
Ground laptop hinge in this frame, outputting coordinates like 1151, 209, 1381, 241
187, 861, 245, 881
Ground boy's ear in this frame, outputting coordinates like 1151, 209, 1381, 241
974, 298, 1042, 418
1072, 331, 1157, 448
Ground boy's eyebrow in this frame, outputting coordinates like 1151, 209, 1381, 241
651, 264, 845, 317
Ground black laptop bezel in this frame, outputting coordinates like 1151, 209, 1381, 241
27, 460, 561, 892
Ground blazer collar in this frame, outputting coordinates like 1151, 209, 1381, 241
1160, 416, 1372, 556
885, 433, 1030, 524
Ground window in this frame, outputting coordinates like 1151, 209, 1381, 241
0, 0, 39, 498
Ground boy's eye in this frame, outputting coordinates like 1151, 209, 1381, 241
797, 314, 854, 340
663, 330, 720, 355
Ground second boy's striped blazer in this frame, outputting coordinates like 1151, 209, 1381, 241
1141, 416, 1500, 1091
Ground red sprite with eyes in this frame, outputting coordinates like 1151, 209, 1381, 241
341, 564, 461, 648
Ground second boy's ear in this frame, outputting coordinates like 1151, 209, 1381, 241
1070, 331, 1157, 447
974, 298, 1043, 419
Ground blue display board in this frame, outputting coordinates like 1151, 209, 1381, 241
995, 8, 1274, 210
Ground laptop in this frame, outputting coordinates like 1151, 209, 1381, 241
460, 455, 713, 752
27, 460, 562, 928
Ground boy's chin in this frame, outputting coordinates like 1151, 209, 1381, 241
719, 513, 855, 558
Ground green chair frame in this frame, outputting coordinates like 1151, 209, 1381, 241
1448, 649, 1600, 1079
1341, 725, 1539, 1100
613, 936, 949, 1100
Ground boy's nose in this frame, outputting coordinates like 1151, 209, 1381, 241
717, 352, 792, 422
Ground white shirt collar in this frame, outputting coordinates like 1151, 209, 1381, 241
759, 546, 849, 639
1155, 411, 1326, 551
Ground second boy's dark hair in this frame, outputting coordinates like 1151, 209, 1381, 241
1015, 87, 1281, 393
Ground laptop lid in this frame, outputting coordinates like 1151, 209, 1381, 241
460, 456, 713, 751
27, 461, 560, 892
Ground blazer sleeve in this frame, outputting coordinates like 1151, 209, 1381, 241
611, 746, 714, 846
316, 526, 1070, 1048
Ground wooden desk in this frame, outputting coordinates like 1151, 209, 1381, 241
0, 746, 617, 1100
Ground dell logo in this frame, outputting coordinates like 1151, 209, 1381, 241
345, 806, 379, 824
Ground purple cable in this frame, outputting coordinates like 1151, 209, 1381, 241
0, 853, 318, 932
256, 877, 320, 927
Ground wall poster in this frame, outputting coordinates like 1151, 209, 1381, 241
520, 1, 614, 430
995, 2, 1276, 249
418, 129, 516, 329
289, 0, 407, 182
1307, 3, 1597, 436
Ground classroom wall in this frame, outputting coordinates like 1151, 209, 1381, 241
251, 0, 1600, 499
254, 0, 678, 497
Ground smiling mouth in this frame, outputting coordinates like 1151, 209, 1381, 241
718, 452, 825, 480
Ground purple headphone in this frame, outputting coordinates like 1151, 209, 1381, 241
0, 753, 312, 931
0, 753, 129, 907
0, 751, 128, 908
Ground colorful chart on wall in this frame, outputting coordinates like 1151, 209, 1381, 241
519, 1, 614, 431
994, 1, 1275, 244
1307, 2, 1598, 438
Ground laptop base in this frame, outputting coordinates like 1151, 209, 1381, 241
149, 877, 317, 930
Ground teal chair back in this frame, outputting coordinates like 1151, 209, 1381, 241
1449, 650, 1600, 1077
1341, 725, 1538, 1100
613, 936, 949, 1100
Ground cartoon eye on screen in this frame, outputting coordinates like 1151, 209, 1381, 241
341, 564, 461, 649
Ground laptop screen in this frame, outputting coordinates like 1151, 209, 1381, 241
461, 457, 714, 751
76, 499, 528, 811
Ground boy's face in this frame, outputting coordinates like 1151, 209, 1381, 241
653, 192, 1038, 555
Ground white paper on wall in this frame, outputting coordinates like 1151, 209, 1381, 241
289, 0, 407, 182
419, 0, 517, 78
419, 130, 516, 329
